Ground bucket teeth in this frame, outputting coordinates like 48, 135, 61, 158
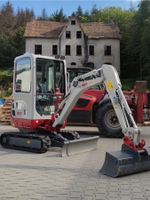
100, 147, 150, 177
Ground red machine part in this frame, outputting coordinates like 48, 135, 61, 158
123, 136, 146, 153
132, 81, 148, 123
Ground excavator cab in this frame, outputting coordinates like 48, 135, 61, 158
12, 53, 67, 131
1, 53, 99, 155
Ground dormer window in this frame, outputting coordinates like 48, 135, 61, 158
71, 20, 76, 25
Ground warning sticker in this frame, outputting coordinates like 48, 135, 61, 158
107, 81, 113, 90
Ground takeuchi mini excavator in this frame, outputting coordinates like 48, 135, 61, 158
1, 53, 150, 177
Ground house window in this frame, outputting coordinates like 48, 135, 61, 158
89, 45, 94, 56
66, 45, 71, 55
52, 45, 58, 55
76, 45, 82, 56
35, 45, 42, 54
104, 45, 111, 56
66, 31, 71, 39
76, 31, 82, 39
71, 20, 76, 25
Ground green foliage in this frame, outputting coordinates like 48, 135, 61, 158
49, 8, 67, 22
123, 1, 150, 80
0, 69, 13, 98
0, 2, 34, 69
121, 79, 136, 90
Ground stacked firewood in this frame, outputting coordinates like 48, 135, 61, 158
0, 97, 12, 124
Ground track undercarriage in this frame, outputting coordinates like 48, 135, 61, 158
0, 131, 99, 156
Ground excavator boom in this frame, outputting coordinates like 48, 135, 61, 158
52, 64, 150, 177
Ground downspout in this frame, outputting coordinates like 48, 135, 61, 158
84, 34, 88, 67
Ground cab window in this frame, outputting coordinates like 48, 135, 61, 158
15, 57, 31, 93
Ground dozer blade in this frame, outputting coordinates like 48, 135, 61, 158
100, 147, 150, 177
61, 136, 99, 157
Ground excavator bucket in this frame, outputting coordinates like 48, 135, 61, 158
61, 136, 99, 157
100, 146, 150, 177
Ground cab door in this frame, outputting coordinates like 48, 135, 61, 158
12, 55, 34, 121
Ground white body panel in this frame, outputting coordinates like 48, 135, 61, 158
53, 64, 140, 145
12, 53, 67, 121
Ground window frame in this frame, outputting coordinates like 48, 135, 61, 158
15, 57, 31, 93
89, 45, 94, 56
76, 31, 82, 39
35, 45, 42, 55
66, 31, 71, 39
104, 45, 111, 56
76, 45, 82, 56
52, 45, 58, 55
71, 20, 76, 25
65, 45, 71, 56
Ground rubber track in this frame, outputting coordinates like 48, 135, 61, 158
0, 132, 48, 153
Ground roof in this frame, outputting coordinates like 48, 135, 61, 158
24, 20, 66, 38
24, 20, 121, 39
81, 22, 121, 39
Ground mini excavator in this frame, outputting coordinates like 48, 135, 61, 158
1, 53, 150, 177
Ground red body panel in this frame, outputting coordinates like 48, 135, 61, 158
12, 88, 150, 132
84, 89, 105, 103
12, 116, 65, 132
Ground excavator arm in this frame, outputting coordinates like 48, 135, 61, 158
53, 64, 150, 177
53, 64, 143, 151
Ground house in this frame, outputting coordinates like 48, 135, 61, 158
24, 16, 121, 72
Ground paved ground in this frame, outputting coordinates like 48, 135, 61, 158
0, 125, 150, 199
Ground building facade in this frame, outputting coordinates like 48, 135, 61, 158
25, 16, 121, 72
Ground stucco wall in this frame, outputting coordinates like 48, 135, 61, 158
60, 18, 86, 68
25, 38, 59, 56
88, 39, 120, 73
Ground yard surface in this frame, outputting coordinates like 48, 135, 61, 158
0, 125, 150, 200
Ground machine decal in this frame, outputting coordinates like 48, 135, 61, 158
12, 101, 27, 118
107, 81, 114, 91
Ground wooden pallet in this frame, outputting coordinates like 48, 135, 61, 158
0, 97, 12, 124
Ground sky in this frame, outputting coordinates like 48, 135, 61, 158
0, 0, 141, 17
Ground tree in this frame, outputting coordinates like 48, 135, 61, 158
50, 8, 67, 22
38, 8, 48, 20
0, 1, 15, 36
16, 8, 35, 27
0, 35, 15, 69
0, 2, 34, 69
75, 6, 83, 17
127, 0, 150, 79
12, 27, 25, 56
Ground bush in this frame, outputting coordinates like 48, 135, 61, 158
121, 79, 136, 91
0, 69, 13, 98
